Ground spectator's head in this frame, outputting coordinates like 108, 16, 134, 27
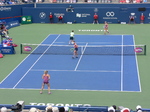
136, 105, 142, 112
1, 107, 7, 112
29, 107, 39, 112
118, 106, 124, 111
59, 107, 65, 112
46, 105, 52, 112
52, 107, 59, 112
64, 106, 69, 112
112, 105, 117, 110
108, 106, 115, 112
121, 108, 130, 112
136, 105, 142, 110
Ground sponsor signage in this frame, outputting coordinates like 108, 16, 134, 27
21, 16, 32, 24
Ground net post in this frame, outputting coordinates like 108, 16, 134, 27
144, 45, 146, 55
20, 43, 22, 54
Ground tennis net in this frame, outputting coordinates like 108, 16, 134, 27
20, 43, 146, 55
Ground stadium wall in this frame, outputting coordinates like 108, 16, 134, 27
0, 4, 150, 24
0, 4, 33, 23
22, 4, 150, 24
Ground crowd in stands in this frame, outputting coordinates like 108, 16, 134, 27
0, 0, 149, 4
0, 0, 33, 5
0, 105, 143, 112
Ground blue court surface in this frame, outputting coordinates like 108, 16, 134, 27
0, 34, 141, 92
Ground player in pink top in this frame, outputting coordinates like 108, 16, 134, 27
104, 21, 109, 35
40, 70, 51, 94
72, 41, 78, 59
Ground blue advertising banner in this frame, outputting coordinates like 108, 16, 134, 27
5, 20, 20, 29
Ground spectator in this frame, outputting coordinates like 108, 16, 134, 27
58, 15, 63, 23
1, 107, 8, 112
140, 13, 145, 24
64, 107, 69, 112
1, 24, 8, 32
46, 105, 53, 112
129, 13, 135, 24
108, 106, 115, 112
52, 107, 59, 112
93, 13, 99, 24
59, 107, 65, 112
136, 105, 142, 112
49, 12, 53, 23
66, 5, 74, 12
121, 108, 130, 112
29, 107, 40, 112
1, 24, 9, 38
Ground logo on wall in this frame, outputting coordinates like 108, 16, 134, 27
76, 13, 81, 18
0, 7, 11, 11
106, 12, 115, 17
54, 13, 65, 17
39, 12, 46, 19
76, 13, 91, 18
103, 11, 117, 20
94, 8, 98, 13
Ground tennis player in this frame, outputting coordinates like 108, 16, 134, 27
72, 41, 78, 59
40, 70, 51, 94
104, 21, 109, 35
69, 30, 75, 44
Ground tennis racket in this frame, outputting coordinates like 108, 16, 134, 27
70, 48, 74, 52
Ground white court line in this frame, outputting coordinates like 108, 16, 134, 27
55, 42, 120, 44
133, 35, 142, 92
0, 87, 141, 92
12, 34, 60, 89
121, 35, 124, 91
30, 69, 121, 72
0, 34, 52, 84
74, 43, 88, 71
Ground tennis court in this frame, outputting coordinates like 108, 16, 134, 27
0, 34, 143, 92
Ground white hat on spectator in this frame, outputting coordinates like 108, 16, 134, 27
136, 105, 142, 110
46, 105, 52, 111
121, 108, 130, 112
52, 107, 59, 112
29, 107, 38, 112
108, 106, 115, 112
1, 107, 7, 112
64, 106, 69, 112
